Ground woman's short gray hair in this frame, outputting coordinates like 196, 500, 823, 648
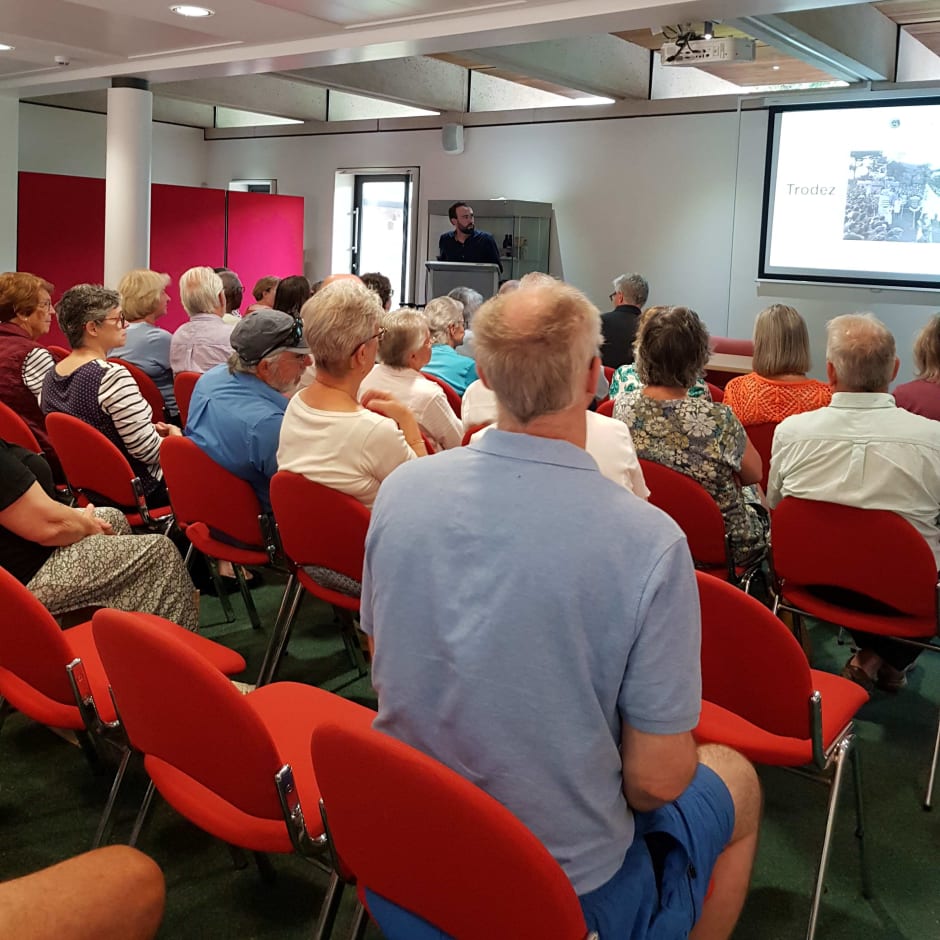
301, 279, 382, 375
379, 310, 428, 368
826, 313, 896, 392
179, 266, 223, 317
425, 296, 464, 345
56, 284, 122, 348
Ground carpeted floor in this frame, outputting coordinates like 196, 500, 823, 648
1, 573, 938, 938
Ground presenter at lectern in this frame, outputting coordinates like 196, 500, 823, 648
438, 202, 503, 272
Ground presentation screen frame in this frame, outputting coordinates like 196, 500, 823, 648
759, 97, 940, 291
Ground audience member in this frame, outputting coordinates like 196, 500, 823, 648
359, 310, 462, 451
449, 285, 483, 357
111, 269, 177, 419
277, 279, 426, 508
768, 313, 940, 693
43, 285, 180, 505
421, 296, 479, 396
0, 441, 197, 629
616, 306, 768, 566
361, 282, 760, 939
893, 314, 940, 421
361, 272, 393, 312
723, 305, 831, 425
272, 275, 312, 318
170, 267, 233, 374
0, 846, 165, 940
601, 272, 648, 369
497, 279, 520, 295
0, 272, 60, 471
186, 310, 311, 511
245, 275, 279, 314
215, 268, 244, 321
609, 306, 710, 401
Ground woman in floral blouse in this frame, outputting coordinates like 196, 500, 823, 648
613, 305, 768, 565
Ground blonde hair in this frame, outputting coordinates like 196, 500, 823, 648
379, 310, 428, 368
118, 270, 170, 323
301, 280, 382, 375
474, 283, 601, 425
913, 314, 940, 381
752, 304, 811, 377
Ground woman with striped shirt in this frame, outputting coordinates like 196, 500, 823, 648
42, 284, 181, 504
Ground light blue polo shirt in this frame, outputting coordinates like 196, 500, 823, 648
361, 429, 701, 896
422, 344, 478, 396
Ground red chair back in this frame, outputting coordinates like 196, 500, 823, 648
45, 413, 140, 509
706, 382, 724, 403
46, 345, 71, 359
595, 397, 615, 417
461, 423, 489, 446
312, 723, 590, 940
161, 436, 266, 551
0, 401, 41, 452
772, 498, 937, 621
270, 472, 369, 582
711, 337, 754, 357
602, 365, 614, 384
640, 459, 730, 571
421, 372, 462, 418
746, 421, 778, 494
107, 359, 166, 423
0, 566, 77, 713
697, 571, 813, 740
92, 608, 284, 819
174, 372, 201, 427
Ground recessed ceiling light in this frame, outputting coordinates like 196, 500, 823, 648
170, 4, 214, 17
772, 65, 781, 70
0, 43, 15, 52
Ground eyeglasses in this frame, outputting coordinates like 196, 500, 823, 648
99, 314, 128, 328
36, 300, 53, 311
609, 292, 619, 303
353, 326, 386, 354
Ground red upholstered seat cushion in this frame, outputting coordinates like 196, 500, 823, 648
694, 670, 868, 766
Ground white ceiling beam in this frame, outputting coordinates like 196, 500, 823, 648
156, 74, 326, 121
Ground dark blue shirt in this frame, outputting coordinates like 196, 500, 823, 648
438, 229, 503, 271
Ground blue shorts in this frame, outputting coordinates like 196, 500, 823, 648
579, 764, 735, 939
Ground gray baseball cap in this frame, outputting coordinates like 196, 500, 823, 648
231, 308, 309, 364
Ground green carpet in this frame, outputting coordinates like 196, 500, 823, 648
1, 575, 938, 938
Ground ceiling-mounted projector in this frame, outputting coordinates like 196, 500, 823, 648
661, 37, 756, 66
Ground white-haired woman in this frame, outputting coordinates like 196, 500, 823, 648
110, 269, 177, 418
277, 280, 427, 509
359, 310, 462, 451
169, 266, 232, 374
422, 295, 478, 396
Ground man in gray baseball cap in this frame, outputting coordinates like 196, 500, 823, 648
185, 309, 311, 511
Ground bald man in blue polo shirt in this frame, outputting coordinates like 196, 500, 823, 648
361, 282, 761, 939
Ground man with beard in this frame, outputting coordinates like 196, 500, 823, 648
437, 201, 502, 271
185, 309, 310, 511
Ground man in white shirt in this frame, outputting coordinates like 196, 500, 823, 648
768, 312, 940, 692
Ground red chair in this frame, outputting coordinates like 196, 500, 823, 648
705, 381, 724, 403
0, 567, 245, 846
420, 371, 462, 419
46, 344, 71, 359
91, 608, 374, 914
771, 497, 940, 808
312, 722, 596, 940
706, 337, 754, 390
595, 397, 615, 418
261, 472, 371, 686
639, 458, 762, 591
161, 436, 281, 631
173, 371, 201, 427
602, 365, 614, 384
461, 423, 489, 446
45, 413, 172, 530
694, 572, 870, 940
0, 400, 42, 452
745, 421, 778, 494
108, 358, 167, 423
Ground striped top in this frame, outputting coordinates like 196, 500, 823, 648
21, 347, 56, 405
41, 359, 164, 495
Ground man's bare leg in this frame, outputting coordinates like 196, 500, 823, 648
0, 846, 165, 940
690, 744, 762, 940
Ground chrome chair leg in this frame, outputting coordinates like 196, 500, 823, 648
806, 736, 850, 940
235, 565, 262, 631
128, 780, 156, 847
925, 708, 940, 811
848, 740, 872, 899
92, 747, 132, 849
256, 576, 301, 686
207, 557, 236, 623
348, 902, 369, 940
313, 871, 346, 940
0, 696, 12, 735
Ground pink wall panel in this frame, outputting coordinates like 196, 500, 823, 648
17, 172, 105, 349
225, 191, 305, 312
151, 183, 226, 333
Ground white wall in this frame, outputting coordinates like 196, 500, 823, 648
19, 102, 208, 187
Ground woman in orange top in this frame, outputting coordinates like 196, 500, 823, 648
723, 304, 831, 426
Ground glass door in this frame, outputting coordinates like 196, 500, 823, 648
352, 174, 412, 304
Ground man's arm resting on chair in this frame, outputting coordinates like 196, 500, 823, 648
621, 724, 699, 812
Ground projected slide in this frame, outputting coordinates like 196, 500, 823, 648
761, 101, 940, 288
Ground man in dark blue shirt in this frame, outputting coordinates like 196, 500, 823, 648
437, 202, 503, 272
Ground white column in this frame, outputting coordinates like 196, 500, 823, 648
0, 95, 19, 272
104, 79, 152, 287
